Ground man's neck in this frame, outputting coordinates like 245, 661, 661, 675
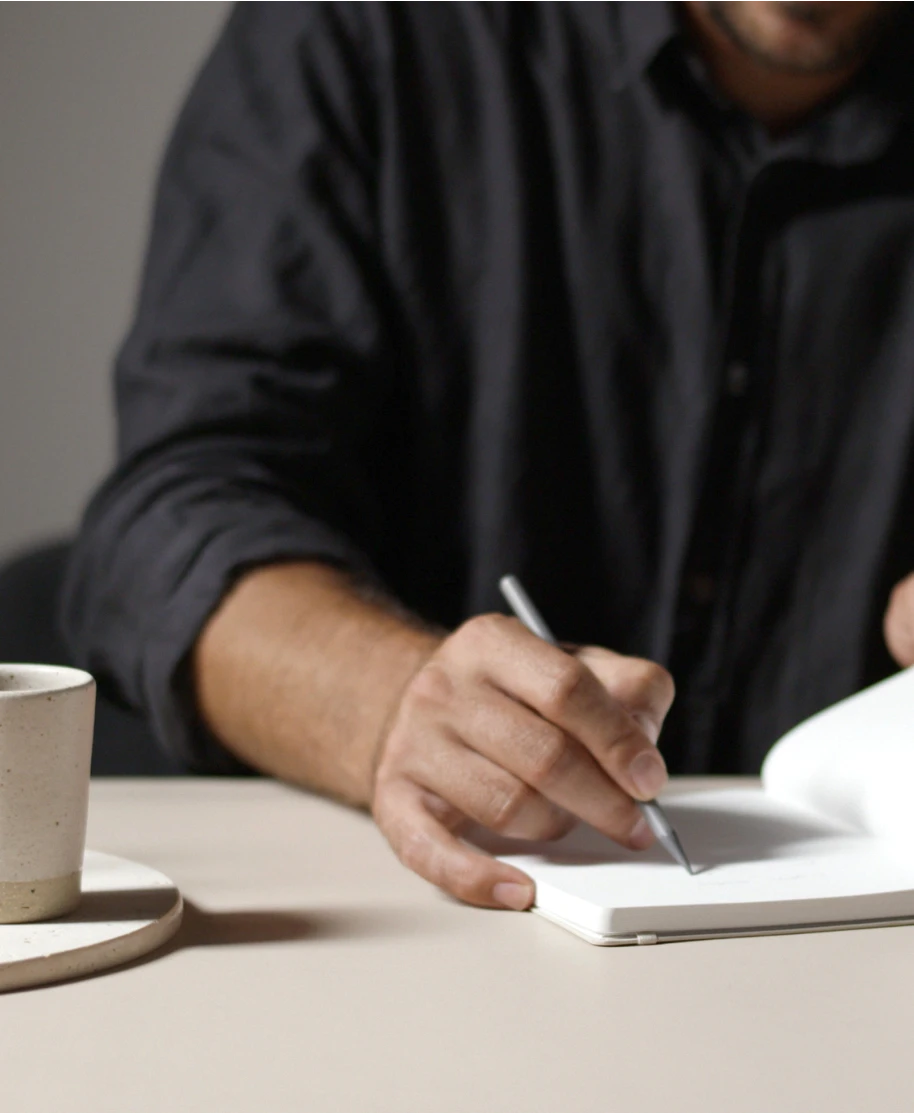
683, 4, 869, 135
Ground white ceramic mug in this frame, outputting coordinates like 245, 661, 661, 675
0, 664, 96, 923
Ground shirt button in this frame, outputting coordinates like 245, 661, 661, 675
725, 361, 749, 397
685, 573, 717, 606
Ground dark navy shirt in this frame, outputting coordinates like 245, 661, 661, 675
63, 2, 914, 774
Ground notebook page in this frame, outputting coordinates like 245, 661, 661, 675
496, 787, 914, 936
761, 667, 914, 843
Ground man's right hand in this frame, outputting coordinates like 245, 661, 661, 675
371, 613, 675, 910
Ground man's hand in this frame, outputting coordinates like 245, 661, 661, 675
371, 614, 674, 910
885, 572, 914, 667
195, 564, 674, 912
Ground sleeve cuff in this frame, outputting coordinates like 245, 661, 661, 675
141, 517, 378, 773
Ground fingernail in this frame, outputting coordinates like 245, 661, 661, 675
628, 750, 667, 799
493, 881, 534, 910
628, 816, 655, 850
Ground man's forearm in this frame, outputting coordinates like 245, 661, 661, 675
192, 562, 442, 806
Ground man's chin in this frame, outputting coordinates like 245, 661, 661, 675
704, 1, 894, 75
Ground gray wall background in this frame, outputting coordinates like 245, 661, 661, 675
0, 2, 229, 559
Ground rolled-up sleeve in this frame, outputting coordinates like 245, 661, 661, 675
62, 3, 397, 770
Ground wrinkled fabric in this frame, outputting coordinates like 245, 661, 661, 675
63, 2, 914, 774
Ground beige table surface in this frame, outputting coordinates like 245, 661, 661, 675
1, 776, 911, 1113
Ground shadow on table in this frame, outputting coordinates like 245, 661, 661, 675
68, 887, 431, 950
9, 898, 445, 995
169, 899, 414, 949
64, 890, 351, 944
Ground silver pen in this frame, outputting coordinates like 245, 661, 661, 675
498, 574, 695, 875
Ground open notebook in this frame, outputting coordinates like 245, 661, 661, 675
495, 668, 914, 945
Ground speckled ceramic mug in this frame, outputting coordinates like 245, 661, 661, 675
0, 664, 95, 923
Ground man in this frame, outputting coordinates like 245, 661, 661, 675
64, 2, 914, 911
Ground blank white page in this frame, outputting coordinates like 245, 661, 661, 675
496, 788, 914, 938
762, 667, 914, 842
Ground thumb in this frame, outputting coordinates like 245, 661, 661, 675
884, 573, 914, 667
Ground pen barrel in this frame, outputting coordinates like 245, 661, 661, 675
639, 801, 671, 839
498, 576, 558, 645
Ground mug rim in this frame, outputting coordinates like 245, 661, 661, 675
0, 663, 95, 698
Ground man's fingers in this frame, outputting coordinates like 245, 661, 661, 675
885, 574, 914, 667
401, 729, 575, 841
373, 615, 677, 907
438, 688, 649, 847
443, 614, 669, 802
375, 780, 536, 909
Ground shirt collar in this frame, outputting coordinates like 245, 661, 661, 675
610, 2, 681, 92
792, 8, 914, 165
610, 2, 914, 167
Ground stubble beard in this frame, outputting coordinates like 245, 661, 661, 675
699, 0, 903, 74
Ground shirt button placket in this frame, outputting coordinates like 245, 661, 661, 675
685, 572, 717, 607
725, 360, 749, 398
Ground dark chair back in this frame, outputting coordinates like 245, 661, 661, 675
0, 541, 182, 774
